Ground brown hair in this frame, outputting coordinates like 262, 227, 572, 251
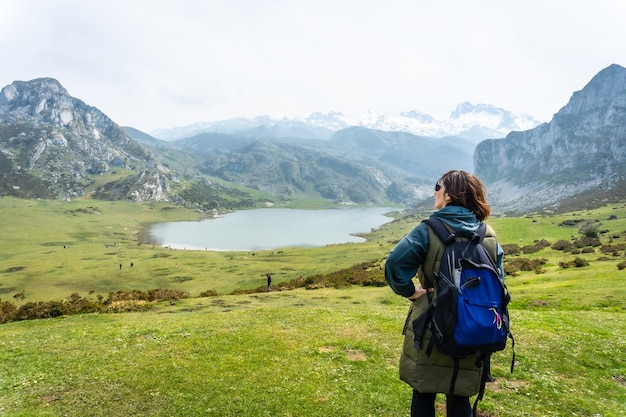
439, 170, 491, 221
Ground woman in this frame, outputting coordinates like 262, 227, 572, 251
384, 170, 504, 417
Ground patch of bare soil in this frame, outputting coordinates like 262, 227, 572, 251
344, 348, 367, 361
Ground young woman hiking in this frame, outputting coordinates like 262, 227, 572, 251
384, 170, 505, 417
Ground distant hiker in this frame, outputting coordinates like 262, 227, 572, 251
266, 273, 272, 292
119, 263, 122, 270
385, 170, 507, 417
130, 262, 134, 268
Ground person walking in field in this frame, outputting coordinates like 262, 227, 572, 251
384, 170, 505, 417
266, 273, 272, 292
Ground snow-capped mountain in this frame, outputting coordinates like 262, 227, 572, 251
151, 102, 544, 142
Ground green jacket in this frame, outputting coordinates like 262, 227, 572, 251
385, 206, 502, 396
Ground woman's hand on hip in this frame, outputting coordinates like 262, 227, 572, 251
407, 284, 433, 301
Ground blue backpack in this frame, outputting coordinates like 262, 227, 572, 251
414, 218, 514, 411
425, 218, 511, 356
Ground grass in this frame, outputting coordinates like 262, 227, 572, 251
0, 198, 399, 301
1, 288, 409, 417
0, 198, 625, 416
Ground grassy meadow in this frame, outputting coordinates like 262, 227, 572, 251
0, 197, 625, 416
0, 197, 400, 301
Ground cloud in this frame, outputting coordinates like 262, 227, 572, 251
1, 0, 625, 132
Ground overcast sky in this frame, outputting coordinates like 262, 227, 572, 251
1, 0, 625, 134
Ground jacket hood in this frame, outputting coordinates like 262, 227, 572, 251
430, 205, 480, 233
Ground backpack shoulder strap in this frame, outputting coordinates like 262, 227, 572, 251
419, 220, 446, 288
425, 217, 484, 244
479, 223, 499, 265
476, 222, 487, 242
420, 218, 488, 287
423, 217, 455, 245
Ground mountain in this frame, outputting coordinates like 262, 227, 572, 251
0, 77, 439, 207
0, 79, 290, 211
164, 127, 477, 206
153, 116, 337, 142
474, 64, 626, 213
122, 126, 172, 149
0, 78, 169, 200
194, 140, 396, 204
152, 104, 542, 143
327, 127, 475, 179
3, 64, 625, 213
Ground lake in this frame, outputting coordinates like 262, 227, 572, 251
146, 207, 396, 251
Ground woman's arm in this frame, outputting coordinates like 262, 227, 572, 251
384, 223, 429, 298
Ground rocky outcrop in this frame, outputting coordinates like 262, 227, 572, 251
0, 78, 167, 201
474, 64, 626, 213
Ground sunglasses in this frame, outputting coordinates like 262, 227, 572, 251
435, 181, 444, 192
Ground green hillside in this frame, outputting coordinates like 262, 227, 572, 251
0, 198, 625, 416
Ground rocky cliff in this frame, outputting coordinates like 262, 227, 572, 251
474, 64, 626, 213
0, 78, 169, 201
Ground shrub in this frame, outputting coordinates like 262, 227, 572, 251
14, 301, 67, 321
617, 261, 626, 270
559, 257, 590, 269
0, 300, 17, 324
535, 239, 551, 249
106, 289, 150, 303
148, 288, 190, 301
64, 293, 102, 314
573, 257, 590, 267
105, 300, 153, 313
573, 236, 602, 248
0, 288, 207, 324
502, 244, 521, 256
522, 239, 551, 254
230, 261, 386, 294
579, 221, 601, 238
552, 240, 573, 251
559, 219, 584, 227
504, 257, 547, 275
600, 243, 626, 254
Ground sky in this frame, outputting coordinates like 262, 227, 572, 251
1, 0, 625, 134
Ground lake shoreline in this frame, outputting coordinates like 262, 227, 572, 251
141, 207, 397, 252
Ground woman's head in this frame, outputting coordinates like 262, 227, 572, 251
435, 170, 491, 220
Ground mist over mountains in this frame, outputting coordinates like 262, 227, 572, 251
1, 63, 625, 214
152, 103, 542, 143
